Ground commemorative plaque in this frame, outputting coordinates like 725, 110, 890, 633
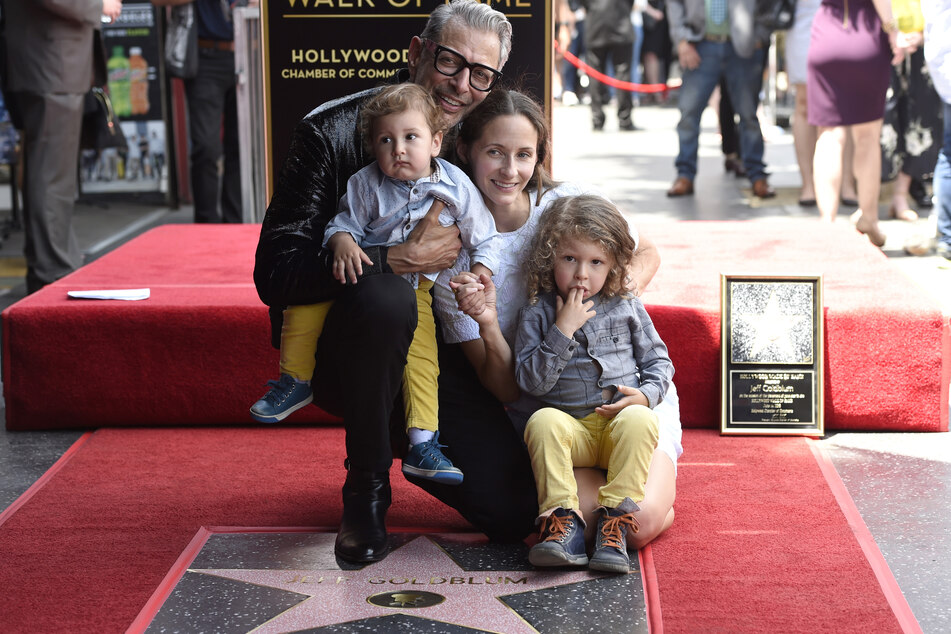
720, 275, 824, 436
260, 0, 551, 200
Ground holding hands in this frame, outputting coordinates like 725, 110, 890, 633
450, 270, 492, 321
554, 288, 596, 337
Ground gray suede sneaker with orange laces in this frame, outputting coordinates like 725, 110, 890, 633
589, 497, 641, 574
528, 507, 588, 567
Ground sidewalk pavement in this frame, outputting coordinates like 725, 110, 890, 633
0, 99, 947, 316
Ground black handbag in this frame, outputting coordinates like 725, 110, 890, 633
80, 87, 128, 153
765, 0, 796, 31
165, 3, 198, 79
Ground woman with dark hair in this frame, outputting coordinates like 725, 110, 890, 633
434, 89, 683, 551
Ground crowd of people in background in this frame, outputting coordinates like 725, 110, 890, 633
553, 0, 950, 256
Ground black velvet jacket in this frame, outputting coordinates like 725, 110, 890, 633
253, 85, 387, 310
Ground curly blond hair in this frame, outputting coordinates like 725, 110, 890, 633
525, 195, 637, 305
359, 84, 445, 155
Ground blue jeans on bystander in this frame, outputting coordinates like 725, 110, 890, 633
934, 102, 951, 253
674, 40, 767, 182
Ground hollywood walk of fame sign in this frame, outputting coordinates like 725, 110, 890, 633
720, 274, 824, 436
134, 529, 650, 633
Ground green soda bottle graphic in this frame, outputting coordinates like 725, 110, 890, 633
107, 46, 131, 118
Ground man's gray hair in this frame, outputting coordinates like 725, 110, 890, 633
420, 0, 513, 68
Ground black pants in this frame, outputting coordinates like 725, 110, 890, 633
312, 275, 538, 542
184, 47, 240, 223
415, 338, 538, 542
587, 43, 634, 128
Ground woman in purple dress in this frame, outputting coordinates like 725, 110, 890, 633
807, 0, 910, 246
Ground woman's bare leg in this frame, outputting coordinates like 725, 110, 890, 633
627, 450, 676, 550
575, 467, 608, 543
841, 132, 858, 202
814, 125, 847, 221
890, 171, 919, 220
792, 84, 817, 202
850, 118, 887, 245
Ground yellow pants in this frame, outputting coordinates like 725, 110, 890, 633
524, 405, 659, 514
280, 279, 438, 432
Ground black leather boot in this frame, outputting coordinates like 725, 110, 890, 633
334, 465, 391, 564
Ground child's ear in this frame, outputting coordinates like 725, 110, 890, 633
431, 130, 444, 157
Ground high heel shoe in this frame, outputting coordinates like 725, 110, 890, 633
888, 205, 919, 222
850, 210, 886, 248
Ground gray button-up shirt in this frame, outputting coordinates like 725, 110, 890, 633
323, 157, 502, 288
515, 291, 674, 418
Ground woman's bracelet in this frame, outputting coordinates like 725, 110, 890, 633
881, 19, 898, 34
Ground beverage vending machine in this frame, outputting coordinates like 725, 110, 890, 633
81, 2, 170, 204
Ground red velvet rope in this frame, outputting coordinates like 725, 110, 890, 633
554, 39, 681, 95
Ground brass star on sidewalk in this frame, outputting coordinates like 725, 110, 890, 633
196, 535, 620, 633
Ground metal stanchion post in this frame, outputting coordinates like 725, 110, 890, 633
234, 6, 266, 223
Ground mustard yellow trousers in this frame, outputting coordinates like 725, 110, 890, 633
280, 279, 438, 431
524, 405, 659, 514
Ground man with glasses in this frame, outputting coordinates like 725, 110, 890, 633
254, 0, 537, 564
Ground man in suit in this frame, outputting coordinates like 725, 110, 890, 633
4, 0, 123, 293
665, 0, 775, 199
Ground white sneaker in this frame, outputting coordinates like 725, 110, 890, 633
561, 91, 578, 107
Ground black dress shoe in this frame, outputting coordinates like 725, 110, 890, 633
334, 466, 391, 564
910, 177, 934, 208
724, 154, 746, 178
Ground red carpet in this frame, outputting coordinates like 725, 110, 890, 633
636, 220, 949, 432
2, 220, 947, 431
0, 428, 915, 633
652, 430, 912, 633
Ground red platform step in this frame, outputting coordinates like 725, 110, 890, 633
3, 221, 948, 432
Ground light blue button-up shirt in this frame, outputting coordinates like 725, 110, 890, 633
323, 157, 502, 288
515, 291, 674, 418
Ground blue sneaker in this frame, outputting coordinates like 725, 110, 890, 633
589, 498, 640, 574
249, 374, 313, 423
401, 432, 464, 485
529, 508, 588, 567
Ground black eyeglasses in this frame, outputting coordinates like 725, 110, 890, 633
423, 39, 502, 92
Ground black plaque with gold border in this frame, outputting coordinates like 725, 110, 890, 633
260, 0, 551, 201
720, 274, 824, 436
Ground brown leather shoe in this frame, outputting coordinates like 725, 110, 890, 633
751, 178, 775, 199
667, 177, 694, 197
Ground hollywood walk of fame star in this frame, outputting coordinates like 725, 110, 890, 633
732, 287, 811, 363
194, 534, 625, 633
